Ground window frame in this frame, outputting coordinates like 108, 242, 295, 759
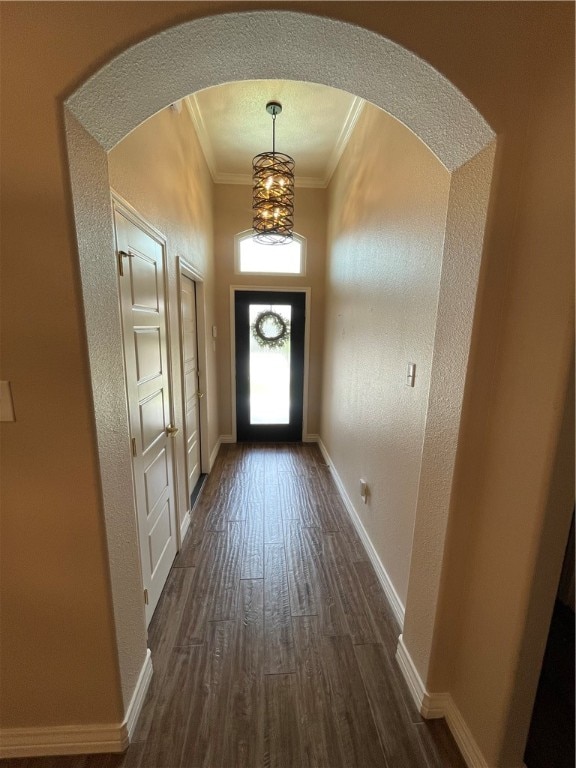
234, 229, 307, 277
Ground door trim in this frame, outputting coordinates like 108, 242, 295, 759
111, 190, 167, 243
177, 258, 209, 541
230, 286, 311, 443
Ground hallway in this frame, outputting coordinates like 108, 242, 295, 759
3, 443, 465, 768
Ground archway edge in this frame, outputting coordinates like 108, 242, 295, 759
64, 6, 497, 724
66, 10, 494, 171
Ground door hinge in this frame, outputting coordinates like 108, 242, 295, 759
144, 589, 149, 605
131, 437, 137, 457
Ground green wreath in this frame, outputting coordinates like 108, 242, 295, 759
251, 310, 291, 349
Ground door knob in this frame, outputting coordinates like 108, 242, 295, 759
197, 391, 205, 399
166, 424, 179, 436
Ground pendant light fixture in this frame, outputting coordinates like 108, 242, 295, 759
252, 101, 295, 245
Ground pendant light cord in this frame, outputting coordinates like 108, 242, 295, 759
272, 112, 276, 156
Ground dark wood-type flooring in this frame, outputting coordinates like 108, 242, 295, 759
3, 443, 466, 768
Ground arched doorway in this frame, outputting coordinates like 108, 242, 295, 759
64, 7, 495, 742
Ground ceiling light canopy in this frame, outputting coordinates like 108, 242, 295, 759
252, 101, 295, 245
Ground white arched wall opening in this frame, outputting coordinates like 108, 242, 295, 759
64, 9, 496, 728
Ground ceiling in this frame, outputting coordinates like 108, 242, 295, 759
184, 80, 364, 188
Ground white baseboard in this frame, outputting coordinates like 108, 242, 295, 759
212, 435, 236, 466
180, 510, 191, 542
317, 439, 405, 628
0, 723, 128, 759
396, 635, 490, 768
0, 649, 153, 758
123, 648, 153, 740
209, 437, 222, 468
444, 695, 491, 768
303, 433, 320, 443
395, 634, 446, 718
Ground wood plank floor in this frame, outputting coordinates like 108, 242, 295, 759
2, 443, 466, 768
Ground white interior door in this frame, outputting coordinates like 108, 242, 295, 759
114, 205, 177, 625
180, 275, 202, 506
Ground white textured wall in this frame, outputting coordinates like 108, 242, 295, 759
65, 113, 144, 717
321, 103, 450, 606
66, 12, 493, 170
402, 140, 496, 682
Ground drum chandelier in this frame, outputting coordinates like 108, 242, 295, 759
252, 101, 295, 245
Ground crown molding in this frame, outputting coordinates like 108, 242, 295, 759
185, 92, 364, 190
295, 176, 329, 189
184, 94, 218, 183
322, 96, 365, 187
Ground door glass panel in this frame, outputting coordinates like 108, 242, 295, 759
249, 304, 291, 424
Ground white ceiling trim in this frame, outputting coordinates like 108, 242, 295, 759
206, 171, 328, 189
322, 96, 365, 187
184, 89, 364, 189
184, 94, 218, 183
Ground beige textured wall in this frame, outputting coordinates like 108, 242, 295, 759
108, 105, 218, 530
0, 9, 127, 730
0, 4, 573, 765
212, 184, 327, 438
428, 25, 575, 763
321, 103, 450, 606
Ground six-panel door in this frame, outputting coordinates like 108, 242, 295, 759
115, 207, 177, 625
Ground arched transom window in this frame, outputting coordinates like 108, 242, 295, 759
235, 230, 306, 276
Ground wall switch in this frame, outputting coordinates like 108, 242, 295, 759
0, 381, 16, 422
407, 363, 416, 387
360, 479, 368, 503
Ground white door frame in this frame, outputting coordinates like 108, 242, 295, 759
230, 285, 311, 444
177, 258, 210, 538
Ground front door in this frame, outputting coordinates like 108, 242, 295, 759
235, 290, 306, 442
114, 204, 178, 625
